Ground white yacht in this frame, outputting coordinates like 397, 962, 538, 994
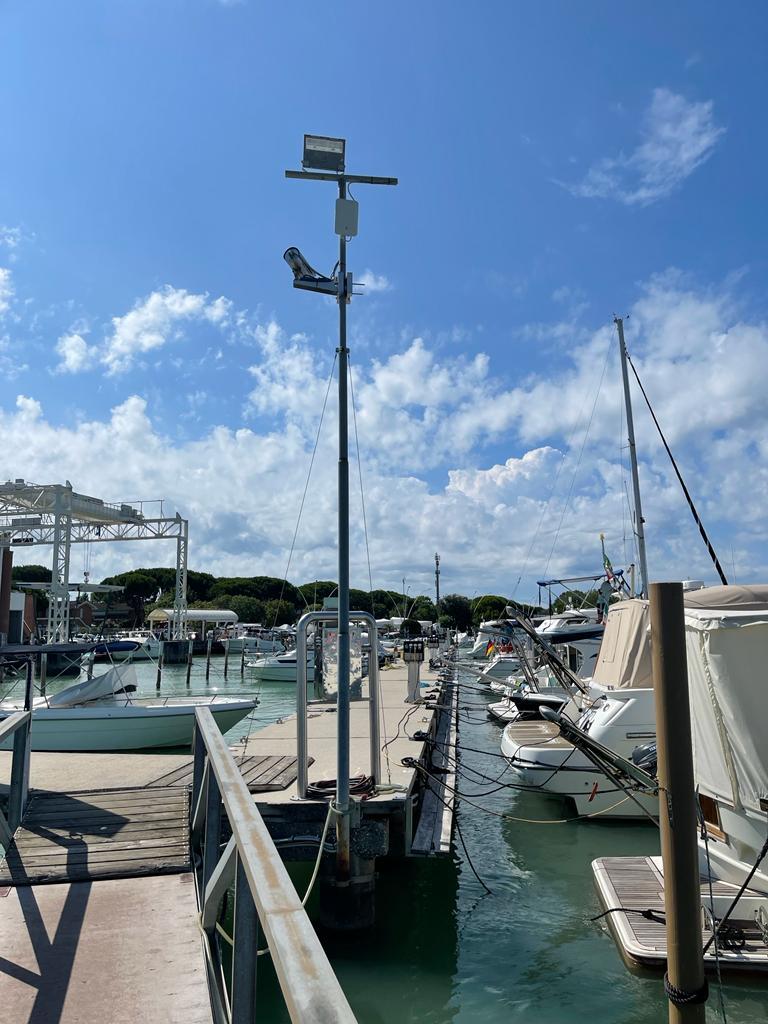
225, 625, 286, 656
248, 647, 316, 684
500, 598, 657, 818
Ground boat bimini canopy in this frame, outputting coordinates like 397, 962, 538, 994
684, 584, 768, 815
591, 599, 653, 690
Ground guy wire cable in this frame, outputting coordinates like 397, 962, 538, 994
625, 349, 728, 585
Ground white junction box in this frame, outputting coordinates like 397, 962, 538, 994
335, 197, 359, 237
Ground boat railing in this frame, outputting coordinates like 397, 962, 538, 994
190, 705, 357, 1024
0, 661, 33, 849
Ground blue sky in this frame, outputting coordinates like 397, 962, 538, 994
1, 1, 767, 601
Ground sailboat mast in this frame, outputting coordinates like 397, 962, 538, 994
615, 316, 649, 598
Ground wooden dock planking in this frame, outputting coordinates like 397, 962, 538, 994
146, 752, 311, 792
0, 787, 190, 885
0, 874, 211, 1024
593, 855, 768, 972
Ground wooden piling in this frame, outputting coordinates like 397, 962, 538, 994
224, 639, 230, 680
649, 581, 707, 1023
239, 642, 246, 677
39, 652, 47, 696
186, 639, 194, 687
205, 635, 212, 681
155, 640, 165, 690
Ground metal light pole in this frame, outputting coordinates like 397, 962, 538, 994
285, 136, 397, 890
615, 316, 649, 598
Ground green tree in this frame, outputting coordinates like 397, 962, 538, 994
409, 596, 437, 622
471, 594, 509, 628
297, 580, 337, 609
399, 617, 422, 638
122, 571, 158, 627
194, 594, 267, 623
368, 589, 403, 619
11, 564, 51, 584
551, 589, 597, 614
264, 599, 297, 627
439, 593, 472, 630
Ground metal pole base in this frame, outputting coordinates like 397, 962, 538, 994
318, 860, 376, 931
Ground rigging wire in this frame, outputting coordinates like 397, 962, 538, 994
271, 354, 338, 630
348, 354, 391, 780
625, 350, 728, 586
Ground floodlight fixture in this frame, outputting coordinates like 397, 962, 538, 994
303, 134, 345, 174
283, 246, 339, 297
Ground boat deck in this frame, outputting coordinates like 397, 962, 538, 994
593, 855, 768, 973
501, 719, 573, 749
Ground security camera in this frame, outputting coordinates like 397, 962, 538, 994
283, 247, 339, 297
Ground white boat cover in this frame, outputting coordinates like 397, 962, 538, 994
48, 663, 138, 707
685, 585, 768, 813
590, 599, 652, 689
683, 583, 768, 611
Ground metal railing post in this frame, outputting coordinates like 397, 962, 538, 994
202, 769, 222, 892
191, 722, 206, 813
231, 853, 259, 1024
296, 615, 312, 799
362, 613, 381, 786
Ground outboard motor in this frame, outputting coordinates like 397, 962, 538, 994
631, 740, 657, 776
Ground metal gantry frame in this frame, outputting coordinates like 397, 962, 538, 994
0, 481, 189, 641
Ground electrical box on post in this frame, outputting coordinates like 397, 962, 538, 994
335, 198, 359, 237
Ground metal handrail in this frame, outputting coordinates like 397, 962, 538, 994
295, 611, 380, 799
0, 708, 31, 745
191, 706, 357, 1024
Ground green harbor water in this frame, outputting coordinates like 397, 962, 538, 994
17, 658, 768, 1023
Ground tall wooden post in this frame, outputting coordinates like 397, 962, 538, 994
224, 639, 230, 680
205, 635, 212, 681
39, 652, 47, 696
186, 639, 193, 687
649, 582, 707, 1023
155, 640, 165, 690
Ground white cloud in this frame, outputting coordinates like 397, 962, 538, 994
55, 333, 94, 374
357, 269, 392, 293
5, 270, 768, 599
0, 267, 13, 316
102, 286, 231, 375
561, 88, 724, 206
0, 227, 21, 253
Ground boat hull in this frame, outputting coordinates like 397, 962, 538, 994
0, 700, 255, 752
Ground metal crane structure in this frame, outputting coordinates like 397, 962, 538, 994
0, 480, 188, 643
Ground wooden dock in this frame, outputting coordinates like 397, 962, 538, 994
0, 652, 457, 1022
0, 874, 211, 1024
593, 855, 768, 973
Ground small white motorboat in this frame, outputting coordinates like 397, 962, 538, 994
0, 663, 256, 752
247, 648, 315, 684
